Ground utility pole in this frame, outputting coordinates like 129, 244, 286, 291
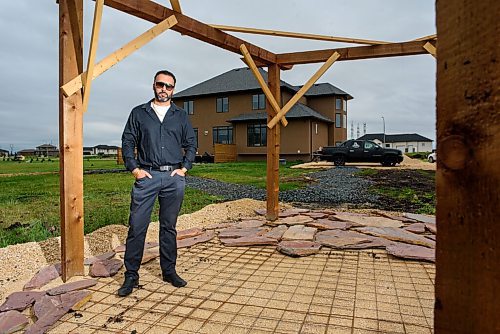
381, 116, 386, 146
350, 121, 354, 139
363, 122, 367, 136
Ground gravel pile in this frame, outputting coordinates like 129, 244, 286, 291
187, 167, 378, 205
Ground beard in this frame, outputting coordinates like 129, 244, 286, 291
155, 90, 171, 103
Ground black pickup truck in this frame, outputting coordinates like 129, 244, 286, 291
317, 140, 404, 166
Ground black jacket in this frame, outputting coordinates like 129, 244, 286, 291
121, 101, 196, 172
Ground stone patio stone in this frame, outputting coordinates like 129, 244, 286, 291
386, 243, 435, 262
334, 213, 404, 228
83, 251, 116, 265
218, 227, 269, 239
277, 241, 322, 257
28, 290, 92, 334
276, 215, 314, 226
281, 225, 317, 241
0, 291, 45, 312
220, 236, 278, 247
89, 258, 123, 277
306, 219, 359, 230
0, 310, 29, 334
404, 212, 436, 224
113, 241, 158, 253
356, 226, 436, 248
177, 230, 216, 248
177, 227, 204, 240
302, 212, 329, 219
263, 225, 288, 240
404, 223, 427, 234
234, 219, 265, 229
315, 230, 374, 249
46, 279, 98, 296
141, 248, 160, 264
426, 223, 437, 234
23, 263, 61, 290
203, 222, 235, 230
426, 234, 436, 241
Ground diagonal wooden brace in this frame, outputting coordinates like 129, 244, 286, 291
423, 41, 437, 58
61, 15, 178, 97
240, 44, 288, 127
82, 0, 104, 113
169, 0, 182, 13
268, 51, 340, 129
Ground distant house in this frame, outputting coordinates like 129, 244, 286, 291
83, 147, 93, 156
357, 133, 433, 153
92, 145, 119, 155
36, 144, 59, 157
173, 67, 352, 161
0, 149, 9, 157
17, 149, 37, 157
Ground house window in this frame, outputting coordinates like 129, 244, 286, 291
193, 128, 199, 148
183, 101, 194, 115
247, 123, 267, 147
216, 97, 229, 113
213, 126, 233, 144
343, 115, 347, 129
343, 100, 347, 112
252, 94, 266, 110
335, 113, 341, 128
335, 98, 342, 110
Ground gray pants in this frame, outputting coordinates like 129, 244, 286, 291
124, 170, 185, 279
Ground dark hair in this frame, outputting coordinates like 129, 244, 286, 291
154, 70, 176, 85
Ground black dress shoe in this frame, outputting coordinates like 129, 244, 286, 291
162, 272, 187, 287
117, 275, 139, 297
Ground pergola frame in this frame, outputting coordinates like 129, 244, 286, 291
58, 0, 498, 332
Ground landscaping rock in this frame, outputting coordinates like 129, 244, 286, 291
254, 209, 267, 216
386, 243, 435, 262
203, 222, 235, 230
0, 291, 46, 312
84, 251, 116, 265
0, 310, 29, 334
177, 231, 215, 248
426, 234, 436, 241
404, 213, 436, 224
282, 225, 317, 241
220, 236, 278, 247
404, 223, 426, 234
277, 215, 314, 226
23, 264, 61, 290
334, 213, 403, 228
218, 227, 269, 239
277, 241, 322, 257
89, 258, 123, 277
113, 241, 158, 253
306, 219, 358, 230
425, 223, 437, 234
315, 230, 372, 249
356, 227, 436, 248
46, 279, 98, 296
141, 248, 160, 264
302, 212, 329, 219
177, 227, 204, 240
234, 220, 265, 229
263, 225, 288, 240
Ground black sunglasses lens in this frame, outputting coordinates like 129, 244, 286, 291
155, 82, 174, 89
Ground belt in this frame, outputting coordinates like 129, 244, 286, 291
143, 164, 181, 172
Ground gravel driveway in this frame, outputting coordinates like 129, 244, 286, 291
186, 167, 378, 206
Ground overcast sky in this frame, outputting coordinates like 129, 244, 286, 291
0, 0, 436, 152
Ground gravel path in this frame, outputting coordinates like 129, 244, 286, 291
187, 167, 378, 205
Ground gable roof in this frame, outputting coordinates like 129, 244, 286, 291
358, 133, 433, 142
174, 67, 351, 99
227, 103, 333, 124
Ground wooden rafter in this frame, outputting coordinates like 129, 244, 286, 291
268, 52, 341, 129
61, 15, 178, 97
169, 0, 182, 13
211, 24, 391, 45
104, 0, 276, 65
240, 44, 288, 127
82, 0, 104, 113
414, 33, 437, 41
276, 40, 432, 65
423, 41, 437, 58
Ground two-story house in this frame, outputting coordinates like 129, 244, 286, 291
173, 67, 352, 161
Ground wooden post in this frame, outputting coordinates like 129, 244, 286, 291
59, 0, 84, 281
266, 64, 281, 221
435, 0, 499, 332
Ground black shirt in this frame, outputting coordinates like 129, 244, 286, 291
121, 101, 196, 172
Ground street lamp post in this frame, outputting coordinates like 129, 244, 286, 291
381, 116, 386, 146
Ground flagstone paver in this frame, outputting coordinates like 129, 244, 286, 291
386, 243, 436, 262
404, 213, 436, 224
177, 227, 204, 240
0, 291, 46, 312
277, 241, 322, 257
23, 264, 61, 291
46, 279, 98, 296
0, 310, 29, 334
356, 226, 436, 248
306, 219, 359, 230
84, 251, 116, 265
404, 223, 427, 234
281, 225, 317, 241
263, 225, 288, 240
334, 213, 404, 228
218, 227, 269, 239
277, 215, 314, 226
89, 259, 123, 278
177, 231, 216, 249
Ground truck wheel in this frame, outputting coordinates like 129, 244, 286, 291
333, 155, 345, 166
381, 156, 396, 167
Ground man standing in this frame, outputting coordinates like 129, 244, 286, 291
118, 70, 196, 297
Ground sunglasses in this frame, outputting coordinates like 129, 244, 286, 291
155, 81, 175, 90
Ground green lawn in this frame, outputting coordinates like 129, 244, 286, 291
0, 158, 122, 174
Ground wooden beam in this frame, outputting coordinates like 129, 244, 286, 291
240, 44, 288, 127
268, 52, 340, 129
276, 40, 431, 65
266, 64, 281, 221
211, 24, 391, 45
61, 15, 178, 97
82, 0, 104, 113
435, 0, 500, 331
104, 0, 276, 65
423, 41, 437, 58
59, 0, 84, 281
413, 33, 437, 41
169, 0, 182, 13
